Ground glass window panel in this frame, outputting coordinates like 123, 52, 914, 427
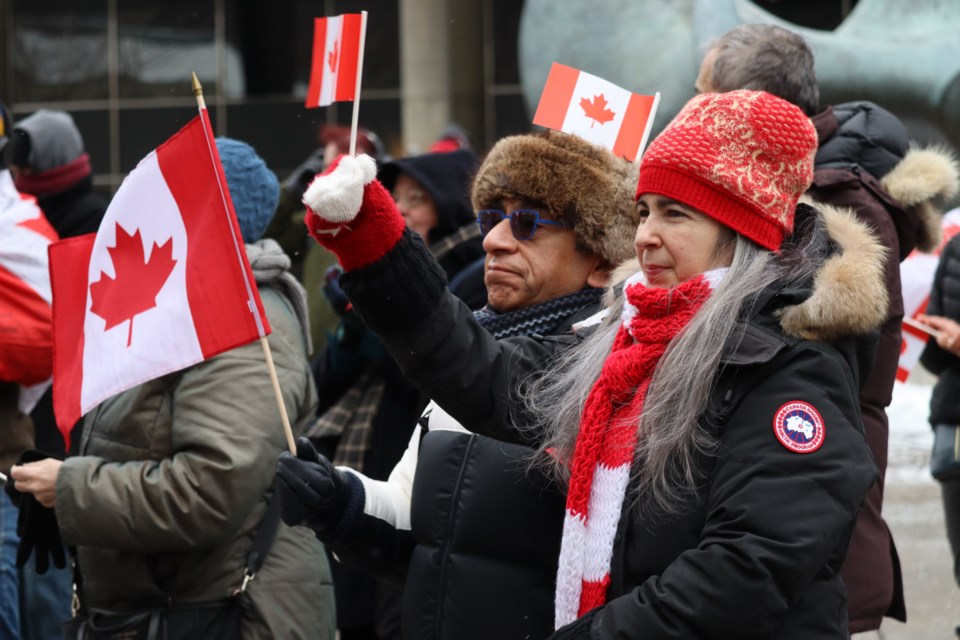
117, 1, 226, 99
11, 0, 109, 102
494, 93, 529, 141
225, 97, 401, 179
118, 106, 197, 170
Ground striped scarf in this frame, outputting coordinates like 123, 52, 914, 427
554, 270, 721, 627
474, 287, 603, 340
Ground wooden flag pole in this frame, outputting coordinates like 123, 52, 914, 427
192, 72, 297, 454
348, 11, 369, 155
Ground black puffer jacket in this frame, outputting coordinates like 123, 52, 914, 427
323, 300, 601, 640
342, 202, 885, 639
921, 234, 960, 424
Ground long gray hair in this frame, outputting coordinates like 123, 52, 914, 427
521, 206, 826, 515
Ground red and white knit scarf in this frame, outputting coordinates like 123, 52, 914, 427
554, 270, 722, 627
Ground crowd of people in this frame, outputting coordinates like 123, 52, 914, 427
2, 21, 960, 640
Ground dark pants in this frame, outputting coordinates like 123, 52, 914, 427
942, 475, 960, 587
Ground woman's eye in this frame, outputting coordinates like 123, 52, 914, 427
637, 209, 650, 221
666, 209, 689, 219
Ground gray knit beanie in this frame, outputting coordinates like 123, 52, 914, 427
12, 109, 84, 172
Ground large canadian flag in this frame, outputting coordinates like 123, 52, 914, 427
533, 62, 660, 162
0, 170, 57, 411
49, 113, 269, 446
305, 13, 363, 108
896, 207, 960, 382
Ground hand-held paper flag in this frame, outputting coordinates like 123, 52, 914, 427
896, 207, 960, 382
533, 62, 660, 162
0, 170, 56, 406
49, 113, 270, 448
305, 13, 364, 109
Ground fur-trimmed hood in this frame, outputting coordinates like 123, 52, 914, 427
604, 201, 888, 343
880, 146, 960, 252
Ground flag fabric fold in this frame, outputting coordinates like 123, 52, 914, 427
0, 170, 57, 404
305, 13, 363, 108
533, 62, 660, 162
50, 114, 269, 446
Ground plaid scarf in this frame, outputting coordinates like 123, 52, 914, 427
474, 287, 603, 340
554, 271, 722, 628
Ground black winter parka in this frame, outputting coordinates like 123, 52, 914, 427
340, 203, 885, 639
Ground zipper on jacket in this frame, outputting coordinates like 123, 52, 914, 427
433, 433, 477, 636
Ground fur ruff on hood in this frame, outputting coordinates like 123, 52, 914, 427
880, 146, 960, 253
604, 201, 888, 343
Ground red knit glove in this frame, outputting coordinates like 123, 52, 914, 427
302, 154, 406, 271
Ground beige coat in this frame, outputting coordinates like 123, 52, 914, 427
56, 263, 335, 639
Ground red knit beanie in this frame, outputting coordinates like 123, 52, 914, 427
636, 90, 817, 250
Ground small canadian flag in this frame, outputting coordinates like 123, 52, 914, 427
533, 62, 660, 162
305, 13, 363, 108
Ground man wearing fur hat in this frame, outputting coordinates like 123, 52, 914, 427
697, 23, 960, 634
276, 131, 639, 640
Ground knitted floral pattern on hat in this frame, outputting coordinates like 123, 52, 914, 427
554, 271, 719, 628
637, 90, 817, 250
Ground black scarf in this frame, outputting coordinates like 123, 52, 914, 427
473, 287, 603, 340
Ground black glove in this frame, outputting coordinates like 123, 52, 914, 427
323, 265, 370, 349
322, 265, 349, 317
4, 450, 67, 574
275, 437, 355, 533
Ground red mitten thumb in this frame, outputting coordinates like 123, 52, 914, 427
303, 154, 406, 271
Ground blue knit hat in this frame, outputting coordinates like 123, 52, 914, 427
216, 137, 279, 244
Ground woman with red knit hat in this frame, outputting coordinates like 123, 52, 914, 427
287, 90, 886, 639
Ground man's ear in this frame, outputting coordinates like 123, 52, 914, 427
586, 257, 613, 289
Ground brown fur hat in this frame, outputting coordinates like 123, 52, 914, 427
471, 130, 640, 264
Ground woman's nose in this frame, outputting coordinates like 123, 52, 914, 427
634, 219, 661, 251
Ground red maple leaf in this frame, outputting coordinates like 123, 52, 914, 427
328, 39, 339, 72
89, 223, 177, 347
580, 94, 616, 128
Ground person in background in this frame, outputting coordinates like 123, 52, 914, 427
277, 130, 639, 640
11, 138, 336, 639
305, 146, 484, 640
9, 109, 107, 239
294, 89, 886, 638
916, 240, 960, 639
697, 23, 960, 633
0, 100, 59, 640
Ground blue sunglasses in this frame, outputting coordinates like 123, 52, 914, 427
476, 209, 571, 241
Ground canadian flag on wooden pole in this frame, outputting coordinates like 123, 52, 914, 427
305, 13, 365, 109
49, 114, 269, 447
533, 62, 660, 162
